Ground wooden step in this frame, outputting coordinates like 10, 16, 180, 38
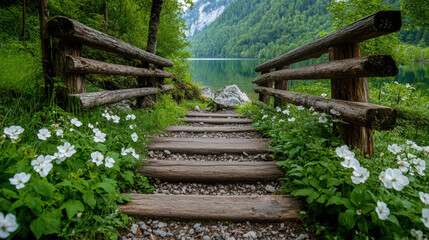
147, 137, 270, 154
186, 112, 246, 118
180, 117, 253, 124
141, 160, 283, 182
120, 194, 301, 222
164, 125, 257, 133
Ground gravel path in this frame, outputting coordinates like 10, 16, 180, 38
122, 110, 312, 240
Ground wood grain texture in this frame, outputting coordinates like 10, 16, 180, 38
253, 55, 398, 85
38, 0, 54, 95
148, 137, 270, 154
185, 112, 246, 118
120, 194, 301, 222
255, 11, 401, 72
179, 118, 253, 124
47, 16, 173, 67
274, 65, 290, 107
65, 55, 174, 78
254, 87, 397, 130
164, 126, 256, 133
70, 85, 173, 108
258, 70, 272, 104
141, 160, 284, 182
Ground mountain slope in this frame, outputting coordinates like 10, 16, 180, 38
183, 0, 234, 36
189, 0, 333, 58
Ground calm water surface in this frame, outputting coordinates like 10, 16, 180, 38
189, 58, 429, 97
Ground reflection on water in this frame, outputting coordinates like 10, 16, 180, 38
189, 59, 429, 97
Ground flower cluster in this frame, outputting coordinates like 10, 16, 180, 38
121, 147, 139, 159
3, 126, 24, 142
55, 142, 76, 164
93, 128, 106, 143
335, 145, 369, 184
9, 172, 31, 189
90, 151, 115, 168
102, 110, 120, 123
31, 155, 54, 177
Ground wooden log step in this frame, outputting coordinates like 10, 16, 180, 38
164, 126, 256, 133
141, 160, 283, 182
120, 194, 301, 222
147, 137, 270, 154
179, 118, 253, 124
185, 112, 246, 118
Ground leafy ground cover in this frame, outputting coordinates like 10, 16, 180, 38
238, 80, 429, 239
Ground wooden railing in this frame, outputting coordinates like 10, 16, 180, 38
47, 16, 175, 108
253, 11, 402, 156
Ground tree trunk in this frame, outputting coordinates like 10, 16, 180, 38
38, 0, 53, 97
258, 70, 271, 105
103, 0, 108, 33
329, 43, 374, 156
22, 0, 26, 41
274, 65, 289, 107
137, 0, 164, 108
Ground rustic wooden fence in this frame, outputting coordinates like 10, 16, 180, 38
47, 16, 175, 108
253, 11, 402, 156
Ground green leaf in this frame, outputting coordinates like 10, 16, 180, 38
0, 198, 12, 212
387, 214, 400, 226
326, 196, 343, 206
121, 171, 134, 184
307, 191, 320, 204
26, 197, 43, 215
0, 189, 19, 199
327, 178, 341, 187
30, 212, 60, 239
350, 188, 365, 206
33, 180, 55, 199
338, 210, 356, 230
107, 151, 119, 160
95, 143, 107, 152
61, 200, 84, 219
83, 191, 97, 208
30, 217, 46, 239
291, 188, 316, 197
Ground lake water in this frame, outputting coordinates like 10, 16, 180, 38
188, 58, 429, 97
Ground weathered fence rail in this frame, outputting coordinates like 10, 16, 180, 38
253, 11, 402, 156
47, 16, 175, 108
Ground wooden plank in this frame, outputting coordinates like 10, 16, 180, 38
180, 118, 253, 124
65, 56, 174, 78
70, 85, 173, 108
120, 194, 301, 222
141, 160, 284, 182
164, 126, 256, 133
255, 11, 401, 72
185, 112, 246, 118
47, 16, 173, 67
274, 65, 290, 107
253, 55, 398, 85
254, 87, 397, 130
148, 137, 270, 154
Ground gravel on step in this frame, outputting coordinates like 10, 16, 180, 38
156, 131, 263, 139
147, 151, 273, 162
151, 181, 281, 195
121, 220, 312, 240
188, 123, 252, 128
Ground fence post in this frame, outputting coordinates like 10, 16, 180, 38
329, 43, 374, 156
274, 65, 290, 107
258, 70, 271, 104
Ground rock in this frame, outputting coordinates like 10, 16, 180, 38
139, 222, 148, 230
151, 220, 159, 228
193, 223, 201, 229
202, 236, 211, 240
226, 238, 236, 240
130, 224, 140, 235
195, 226, 204, 233
164, 150, 171, 155
201, 88, 214, 99
153, 230, 167, 237
257, 231, 263, 238
265, 185, 276, 193
296, 233, 310, 240
189, 228, 195, 235
213, 85, 249, 109
194, 105, 201, 111
158, 222, 168, 228
244, 231, 257, 238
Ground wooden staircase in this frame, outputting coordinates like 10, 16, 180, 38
120, 111, 300, 222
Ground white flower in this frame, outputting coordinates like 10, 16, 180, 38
397, 160, 410, 173
34, 162, 53, 177
411, 229, 424, 240
51, 124, 60, 129
387, 144, 402, 155
330, 109, 340, 116
380, 168, 409, 191
91, 151, 104, 166
413, 158, 426, 176
309, 107, 315, 111
102, 112, 111, 120
31, 155, 54, 166
288, 117, 295, 122
407, 140, 423, 151
92, 128, 101, 134
271, 116, 276, 121
341, 157, 360, 170
88, 123, 94, 129
93, 131, 106, 143
276, 107, 281, 112
55, 129, 64, 138
421, 209, 429, 228
37, 128, 51, 140
262, 115, 268, 119
297, 106, 305, 110
69, 128, 74, 132
105, 156, 115, 168
319, 113, 328, 123
121, 147, 128, 156
282, 110, 290, 115
3, 126, 24, 140
126, 147, 135, 153
9, 172, 31, 189
408, 153, 417, 159
111, 115, 120, 123
129, 125, 134, 130
126, 114, 136, 120
131, 133, 138, 142
321, 93, 327, 97
356, 209, 362, 215
351, 167, 369, 184
420, 192, 429, 205
278, 119, 285, 123
335, 145, 355, 159
422, 146, 429, 155
0, 212, 19, 239
57, 142, 76, 158
132, 152, 139, 160
54, 152, 67, 164
71, 118, 82, 127
375, 201, 390, 220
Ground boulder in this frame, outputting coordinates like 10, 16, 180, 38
213, 85, 249, 109
201, 87, 214, 99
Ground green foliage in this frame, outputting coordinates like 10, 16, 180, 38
402, 0, 429, 31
